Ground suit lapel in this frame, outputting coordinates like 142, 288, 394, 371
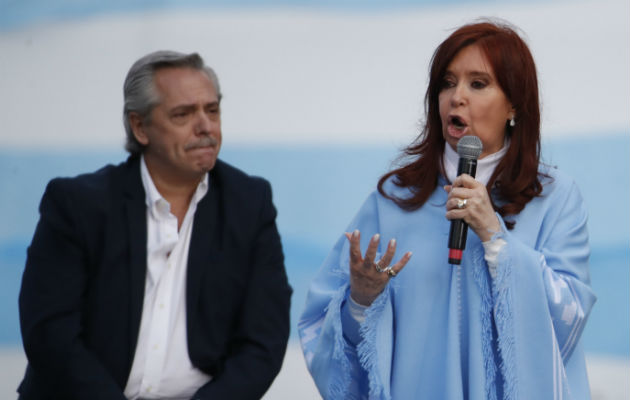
186, 169, 223, 327
123, 157, 148, 366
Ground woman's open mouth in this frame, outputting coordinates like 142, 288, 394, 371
447, 115, 468, 137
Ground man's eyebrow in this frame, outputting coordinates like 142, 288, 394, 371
169, 104, 196, 113
168, 100, 220, 112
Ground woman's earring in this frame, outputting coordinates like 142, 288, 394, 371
509, 116, 516, 127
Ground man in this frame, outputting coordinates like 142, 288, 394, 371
18, 51, 292, 399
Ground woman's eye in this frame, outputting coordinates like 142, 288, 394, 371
471, 80, 487, 89
441, 79, 455, 89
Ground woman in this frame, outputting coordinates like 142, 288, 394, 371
299, 21, 596, 399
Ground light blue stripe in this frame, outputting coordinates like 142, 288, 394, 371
1, 0, 549, 32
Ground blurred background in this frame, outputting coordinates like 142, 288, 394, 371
0, 0, 628, 398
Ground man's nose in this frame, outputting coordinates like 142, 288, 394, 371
194, 111, 213, 135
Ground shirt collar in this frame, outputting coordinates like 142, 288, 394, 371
140, 155, 209, 218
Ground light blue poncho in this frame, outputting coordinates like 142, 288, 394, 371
299, 166, 596, 399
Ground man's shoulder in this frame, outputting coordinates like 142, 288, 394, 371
213, 159, 270, 194
206, 160, 279, 238
45, 156, 138, 203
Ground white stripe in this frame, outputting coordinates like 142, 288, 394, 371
2, 0, 627, 148
552, 321, 559, 400
559, 349, 563, 400
299, 317, 324, 346
560, 286, 585, 360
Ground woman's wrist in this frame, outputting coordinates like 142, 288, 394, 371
478, 215, 501, 242
350, 288, 379, 307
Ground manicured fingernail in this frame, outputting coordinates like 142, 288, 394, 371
353, 229, 359, 238
390, 238, 396, 246
407, 251, 413, 258
372, 233, 380, 242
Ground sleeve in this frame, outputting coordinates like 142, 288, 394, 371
18, 179, 127, 399
298, 193, 395, 400
341, 295, 369, 345
192, 180, 292, 400
488, 179, 596, 399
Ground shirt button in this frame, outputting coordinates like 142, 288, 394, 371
159, 303, 165, 309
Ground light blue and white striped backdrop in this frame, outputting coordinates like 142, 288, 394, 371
0, 1, 628, 394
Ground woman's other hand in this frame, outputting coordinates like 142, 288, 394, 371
444, 173, 501, 242
345, 230, 412, 306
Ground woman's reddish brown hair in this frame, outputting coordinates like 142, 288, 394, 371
377, 20, 543, 228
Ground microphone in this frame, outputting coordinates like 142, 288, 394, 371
448, 135, 483, 265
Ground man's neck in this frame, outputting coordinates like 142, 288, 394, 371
144, 158, 205, 229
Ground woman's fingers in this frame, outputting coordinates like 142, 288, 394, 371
442, 175, 501, 242
378, 238, 397, 269
363, 233, 380, 268
445, 174, 484, 213
388, 251, 413, 276
451, 173, 478, 188
345, 230, 406, 274
345, 229, 411, 275
346, 230, 362, 265
446, 195, 465, 211
346, 230, 412, 305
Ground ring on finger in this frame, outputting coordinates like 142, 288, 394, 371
456, 198, 467, 209
386, 267, 397, 277
374, 260, 387, 273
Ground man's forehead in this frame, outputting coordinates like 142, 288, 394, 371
153, 67, 218, 104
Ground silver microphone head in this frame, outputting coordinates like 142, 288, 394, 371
457, 136, 483, 160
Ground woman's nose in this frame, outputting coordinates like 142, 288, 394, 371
450, 84, 466, 107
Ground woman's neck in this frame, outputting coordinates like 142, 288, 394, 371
443, 140, 509, 186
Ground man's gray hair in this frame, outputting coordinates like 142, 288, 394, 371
122, 50, 222, 155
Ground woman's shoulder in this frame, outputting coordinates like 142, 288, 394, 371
534, 164, 588, 215
376, 174, 416, 199
372, 176, 412, 210
538, 163, 580, 195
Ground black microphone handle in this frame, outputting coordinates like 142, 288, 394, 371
456, 156, 478, 179
447, 157, 477, 264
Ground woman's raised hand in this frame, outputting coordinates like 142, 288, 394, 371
345, 230, 412, 306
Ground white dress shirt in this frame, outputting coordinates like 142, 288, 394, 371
124, 156, 211, 400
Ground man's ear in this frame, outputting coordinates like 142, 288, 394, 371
129, 112, 149, 146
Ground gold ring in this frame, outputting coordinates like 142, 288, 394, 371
456, 199, 467, 209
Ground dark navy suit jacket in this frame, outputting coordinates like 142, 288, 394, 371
18, 155, 292, 399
